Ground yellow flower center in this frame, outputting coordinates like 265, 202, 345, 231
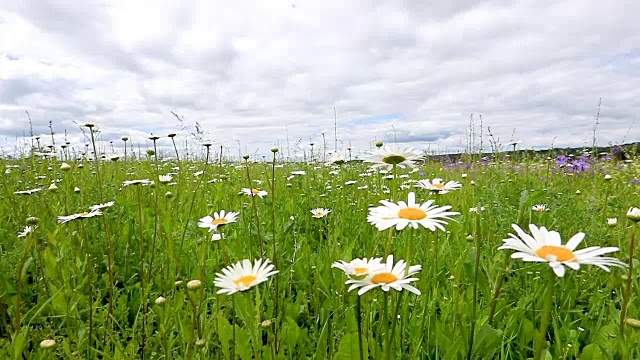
535, 246, 576, 262
398, 207, 427, 220
354, 267, 368, 275
251, 189, 261, 194
234, 275, 257, 288
432, 183, 445, 189
212, 218, 228, 225
315, 212, 324, 217
79, 212, 89, 216
371, 272, 399, 284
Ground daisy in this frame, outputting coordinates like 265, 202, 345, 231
367, 192, 459, 231
469, 206, 486, 212
14, 188, 42, 195
214, 258, 279, 295
363, 145, 423, 170
532, 204, 550, 212
239, 188, 268, 198
198, 210, 239, 232
57, 210, 103, 224
332, 257, 385, 279
159, 174, 173, 184
415, 178, 462, 194
122, 179, 152, 187
18, 225, 36, 238
311, 208, 331, 218
498, 224, 627, 277
345, 255, 422, 295
89, 201, 115, 212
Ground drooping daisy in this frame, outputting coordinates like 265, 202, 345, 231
311, 208, 331, 218
57, 210, 103, 224
89, 201, 115, 212
367, 192, 459, 231
239, 188, 268, 198
345, 255, 422, 295
363, 145, 423, 170
498, 224, 627, 277
415, 178, 462, 194
332, 257, 385, 279
214, 258, 279, 295
198, 210, 239, 232
18, 225, 36, 238
532, 204, 550, 212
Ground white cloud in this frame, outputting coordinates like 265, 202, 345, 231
0, 0, 639, 159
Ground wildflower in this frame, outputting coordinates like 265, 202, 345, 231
461, 173, 468, 178
469, 206, 486, 212
311, 208, 331, 218
239, 188, 268, 198
212, 233, 225, 241
13, 188, 42, 195
18, 225, 35, 238
345, 255, 422, 295
363, 145, 423, 170
415, 178, 462, 194
498, 224, 626, 277
604, 174, 612, 181
214, 258, 279, 295
345, 180, 357, 185
291, 170, 306, 176
367, 192, 459, 231
532, 204, 550, 212
57, 210, 103, 224
332, 257, 384, 279
26, 217, 39, 225
627, 207, 640, 222
198, 210, 239, 232
607, 218, 617, 227
48, 183, 58, 192
187, 279, 202, 290
122, 179, 152, 187
74, 187, 81, 193
159, 174, 173, 184
60, 162, 71, 171
89, 201, 115, 212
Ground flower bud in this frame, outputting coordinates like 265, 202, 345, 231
146, 148, 155, 156
627, 207, 640, 222
74, 187, 81, 194
604, 174, 612, 181
607, 218, 617, 227
242, 154, 250, 160
26, 216, 40, 225
40, 339, 56, 349
187, 279, 202, 290
261, 319, 273, 328
48, 183, 58, 192
165, 191, 174, 199
271, 147, 279, 153
121, 136, 129, 142
77, 164, 84, 168
195, 339, 206, 347
375, 140, 384, 148
60, 162, 71, 171
624, 318, 640, 329
461, 173, 468, 178
155, 296, 167, 306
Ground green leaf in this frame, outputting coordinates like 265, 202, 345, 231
333, 332, 361, 360
580, 344, 605, 360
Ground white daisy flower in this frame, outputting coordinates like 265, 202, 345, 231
57, 210, 103, 224
332, 257, 385, 279
159, 174, 173, 184
363, 145, 423, 170
198, 210, 239, 232
310, 208, 331, 218
122, 179, 152, 187
367, 192, 459, 231
415, 178, 462, 194
532, 204, 550, 212
214, 258, 279, 295
211, 233, 226, 241
345, 255, 422, 295
498, 224, 627, 277
239, 188, 268, 198
14, 188, 42, 195
89, 201, 115, 212
291, 170, 306, 176
18, 225, 36, 238
469, 206, 486, 212
607, 218, 617, 227
345, 180, 357, 185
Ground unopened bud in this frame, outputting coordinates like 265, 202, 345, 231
375, 141, 384, 148
40, 339, 56, 349
187, 279, 202, 290
242, 154, 250, 160
60, 162, 71, 171
26, 216, 39, 225
271, 147, 279, 153
155, 296, 167, 306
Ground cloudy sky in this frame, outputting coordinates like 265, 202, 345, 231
1, 0, 639, 159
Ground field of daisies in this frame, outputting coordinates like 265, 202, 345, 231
1, 139, 640, 359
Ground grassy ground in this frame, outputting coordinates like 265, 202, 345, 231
0, 149, 638, 359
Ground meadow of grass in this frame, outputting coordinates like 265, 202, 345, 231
0, 142, 639, 359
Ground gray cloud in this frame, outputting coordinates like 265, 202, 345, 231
0, 0, 639, 159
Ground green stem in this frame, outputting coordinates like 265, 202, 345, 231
621, 224, 636, 338
245, 160, 264, 257
270, 151, 280, 355
466, 208, 482, 360
534, 275, 555, 360
356, 295, 364, 360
